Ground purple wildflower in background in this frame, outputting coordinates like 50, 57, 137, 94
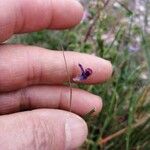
82, 9, 91, 22
73, 64, 93, 81
78, 0, 91, 22
128, 36, 141, 52
128, 42, 141, 52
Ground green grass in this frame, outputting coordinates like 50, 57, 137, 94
9, 1, 150, 149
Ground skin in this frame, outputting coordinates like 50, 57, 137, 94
0, 0, 113, 149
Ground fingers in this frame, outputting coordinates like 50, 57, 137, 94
0, 109, 88, 149
0, 85, 102, 116
0, 45, 112, 92
0, 0, 83, 42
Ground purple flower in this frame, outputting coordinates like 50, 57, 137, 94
73, 64, 93, 81
128, 36, 142, 52
82, 10, 91, 22
128, 41, 141, 52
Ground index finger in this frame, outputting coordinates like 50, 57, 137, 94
0, 0, 83, 42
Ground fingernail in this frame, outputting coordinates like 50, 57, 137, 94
65, 115, 88, 149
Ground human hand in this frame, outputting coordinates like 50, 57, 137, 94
0, 0, 112, 149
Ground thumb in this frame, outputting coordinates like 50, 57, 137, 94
0, 109, 88, 150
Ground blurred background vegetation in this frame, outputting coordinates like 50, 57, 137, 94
8, 0, 150, 149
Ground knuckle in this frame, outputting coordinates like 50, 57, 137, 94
28, 116, 53, 150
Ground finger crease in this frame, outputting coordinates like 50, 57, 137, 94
59, 87, 64, 109
20, 88, 32, 111
47, 0, 54, 28
14, 2, 25, 33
